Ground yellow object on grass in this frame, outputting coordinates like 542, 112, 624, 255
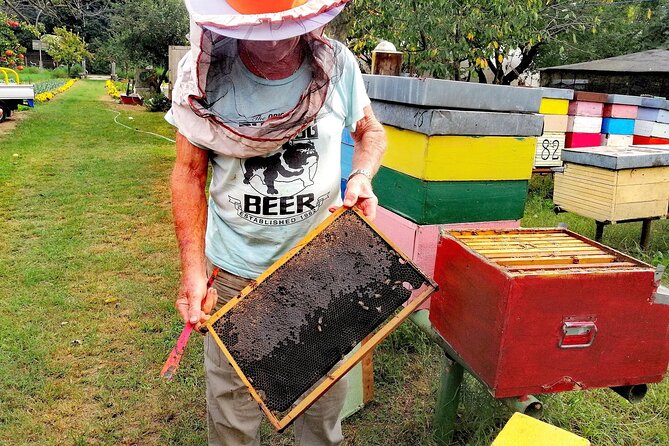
382, 125, 535, 181
492, 413, 590, 446
540, 98, 570, 115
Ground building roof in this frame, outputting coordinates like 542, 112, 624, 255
541, 49, 669, 73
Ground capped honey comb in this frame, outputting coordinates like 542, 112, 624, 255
206, 207, 437, 430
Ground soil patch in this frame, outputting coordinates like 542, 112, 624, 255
0, 110, 30, 137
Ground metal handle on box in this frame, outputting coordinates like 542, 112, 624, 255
560, 321, 597, 349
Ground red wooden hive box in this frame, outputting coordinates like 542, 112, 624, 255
430, 228, 669, 398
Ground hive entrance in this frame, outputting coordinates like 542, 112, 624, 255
206, 207, 437, 430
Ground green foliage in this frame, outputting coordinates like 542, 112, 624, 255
69, 63, 84, 78
536, 1, 663, 68
0, 11, 26, 70
338, 0, 663, 83
144, 92, 171, 113
108, 0, 188, 81
33, 79, 67, 94
0, 0, 112, 47
51, 66, 71, 78
43, 26, 93, 76
643, 3, 669, 49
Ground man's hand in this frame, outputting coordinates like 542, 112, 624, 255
330, 105, 385, 219
342, 174, 378, 220
176, 274, 218, 331
172, 133, 212, 330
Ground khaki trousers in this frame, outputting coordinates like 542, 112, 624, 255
205, 262, 348, 446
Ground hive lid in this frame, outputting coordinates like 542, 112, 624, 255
370, 100, 544, 136
573, 91, 609, 103
539, 87, 574, 100
363, 74, 542, 113
561, 145, 669, 169
447, 228, 651, 275
606, 94, 643, 106
632, 144, 669, 151
640, 97, 668, 109
206, 207, 437, 431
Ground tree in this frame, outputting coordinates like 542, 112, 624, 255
536, 1, 662, 69
337, 0, 661, 84
0, 12, 27, 71
1, 0, 114, 47
43, 26, 92, 75
638, 2, 668, 50
107, 0, 189, 92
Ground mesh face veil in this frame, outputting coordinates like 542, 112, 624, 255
171, 4, 349, 157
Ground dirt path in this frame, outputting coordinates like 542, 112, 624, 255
0, 109, 30, 138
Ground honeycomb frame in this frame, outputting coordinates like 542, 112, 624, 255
205, 207, 437, 430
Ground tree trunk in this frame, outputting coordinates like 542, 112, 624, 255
475, 67, 488, 83
502, 43, 543, 85
452, 61, 461, 81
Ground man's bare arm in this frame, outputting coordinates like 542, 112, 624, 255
343, 105, 386, 220
171, 132, 216, 326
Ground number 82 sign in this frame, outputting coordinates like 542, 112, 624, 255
534, 133, 565, 168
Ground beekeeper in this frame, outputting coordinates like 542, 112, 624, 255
166, 0, 386, 444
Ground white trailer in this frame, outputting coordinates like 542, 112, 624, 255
0, 68, 35, 123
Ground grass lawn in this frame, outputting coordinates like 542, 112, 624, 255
0, 81, 667, 446
13, 68, 64, 84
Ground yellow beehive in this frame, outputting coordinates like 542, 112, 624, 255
382, 125, 535, 181
554, 163, 669, 222
540, 98, 570, 115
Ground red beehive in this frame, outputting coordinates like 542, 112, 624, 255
430, 228, 669, 398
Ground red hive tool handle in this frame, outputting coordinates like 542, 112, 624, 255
160, 268, 220, 380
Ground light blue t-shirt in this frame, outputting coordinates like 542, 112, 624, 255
182, 41, 370, 278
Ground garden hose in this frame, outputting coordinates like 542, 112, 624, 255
110, 110, 176, 143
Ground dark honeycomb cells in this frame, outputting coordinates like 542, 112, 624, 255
211, 210, 431, 413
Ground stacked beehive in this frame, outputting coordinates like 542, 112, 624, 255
601, 95, 640, 147
340, 75, 543, 296
535, 88, 572, 168
565, 91, 607, 149
634, 97, 669, 145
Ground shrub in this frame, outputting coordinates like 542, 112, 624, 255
69, 63, 83, 78
52, 66, 69, 78
144, 92, 170, 112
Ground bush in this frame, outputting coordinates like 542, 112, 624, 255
52, 66, 69, 78
69, 63, 83, 78
144, 92, 170, 112
51, 64, 84, 78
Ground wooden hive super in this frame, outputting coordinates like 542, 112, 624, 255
206, 208, 437, 430
554, 146, 669, 223
430, 228, 669, 398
